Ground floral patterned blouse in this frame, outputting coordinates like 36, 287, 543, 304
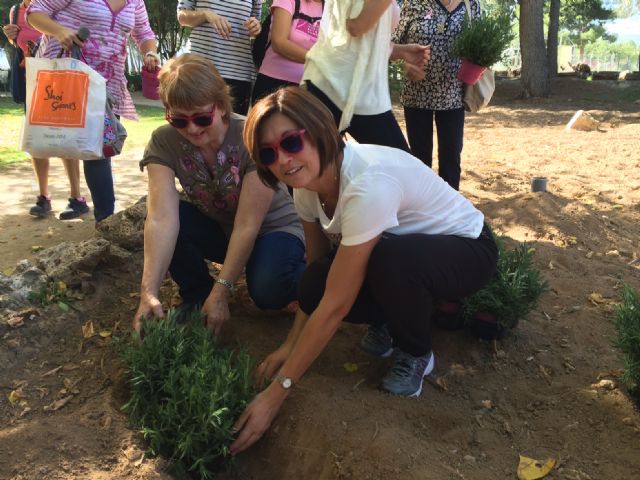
393, 0, 480, 110
27, 0, 156, 120
141, 115, 303, 241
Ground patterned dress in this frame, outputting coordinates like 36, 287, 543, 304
27, 0, 156, 120
393, 0, 480, 111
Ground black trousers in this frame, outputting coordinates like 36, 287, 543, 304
298, 226, 498, 356
404, 107, 465, 190
306, 81, 410, 152
224, 78, 252, 115
251, 73, 297, 105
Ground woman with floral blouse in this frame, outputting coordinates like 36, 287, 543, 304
393, 0, 480, 191
134, 54, 305, 335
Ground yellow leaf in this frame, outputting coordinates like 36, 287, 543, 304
527, 247, 536, 254
99, 330, 112, 338
343, 362, 359, 373
58, 281, 67, 292
517, 455, 556, 480
8, 388, 25, 404
588, 293, 606, 305
585, 251, 595, 259
31, 245, 43, 252
3, 267, 14, 276
612, 204, 623, 210
82, 320, 95, 338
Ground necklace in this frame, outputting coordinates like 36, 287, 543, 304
443, 0, 453, 7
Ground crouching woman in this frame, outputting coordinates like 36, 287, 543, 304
134, 55, 305, 335
230, 87, 498, 454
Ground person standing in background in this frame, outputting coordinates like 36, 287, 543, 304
177, 0, 262, 115
27, 0, 159, 224
3, 0, 86, 219
393, 0, 480, 190
250, 0, 323, 103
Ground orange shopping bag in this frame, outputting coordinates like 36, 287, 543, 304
21, 56, 106, 159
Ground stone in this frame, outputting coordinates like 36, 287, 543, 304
0, 260, 47, 310
36, 238, 132, 286
96, 199, 146, 251
565, 110, 601, 132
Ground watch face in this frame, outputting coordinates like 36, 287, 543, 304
282, 377, 292, 389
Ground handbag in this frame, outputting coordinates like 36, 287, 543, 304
461, 0, 495, 113
21, 55, 107, 159
103, 93, 127, 157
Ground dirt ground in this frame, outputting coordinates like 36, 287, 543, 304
1, 77, 640, 480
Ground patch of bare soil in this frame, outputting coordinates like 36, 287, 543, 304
1, 78, 640, 480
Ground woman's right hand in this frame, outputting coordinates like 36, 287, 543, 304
256, 342, 294, 385
404, 62, 426, 82
133, 293, 165, 333
54, 26, 84, 51
205, 11, 231, 39
2, 23, 19, 42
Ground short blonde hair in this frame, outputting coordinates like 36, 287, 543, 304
158, 53, 233, 121
244, 87, 345, 190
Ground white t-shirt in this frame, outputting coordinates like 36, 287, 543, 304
302, 0, 399, 129
294, 143, 484, 246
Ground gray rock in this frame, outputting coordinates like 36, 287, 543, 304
96, 200, 146, 251
36, 238, 132, 285
0, 260, 47, 309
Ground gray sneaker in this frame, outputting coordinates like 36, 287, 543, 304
381, 350, 435, 397
29, 195, 52, 217
59, 197, 90, 220
360, 324, 393, 357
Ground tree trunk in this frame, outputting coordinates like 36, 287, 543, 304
519, 0, 550, 97
547, 0, 560, 77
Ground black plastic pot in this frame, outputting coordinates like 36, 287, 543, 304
469, 312, 506, 340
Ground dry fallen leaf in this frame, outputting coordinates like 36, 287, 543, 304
8, 388, 26, 404
435, 376, 448, 391
7, 315, 24, 327
99, 330, 112, 338
19, 406, 32, 418
588, 293, 606, 305
82, 320, 95, 339
343, 362, 359, 373
517, 455, 556, 479
31, 245, 43, 252
44, 395, 74, 412
42, 366, 62, 377
585, 251, 595, 259
102, 415, 112, 429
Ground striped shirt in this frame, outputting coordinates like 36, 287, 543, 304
178, 0, 262, 82
27, 0, 156, 120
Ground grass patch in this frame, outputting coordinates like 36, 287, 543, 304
119, 311, 256, 479
614, 285, 640, 395
0, 97, 164, 167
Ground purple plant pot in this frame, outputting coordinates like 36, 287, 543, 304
470, 311, 506, 340
457, 59, 486, 85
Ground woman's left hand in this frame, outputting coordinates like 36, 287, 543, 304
230, 384, 287, 455
244, 17, 261, 38
143, 52, 159, 70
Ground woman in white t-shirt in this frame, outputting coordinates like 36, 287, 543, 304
229, 86, 498, 455
250, 0, 324, 103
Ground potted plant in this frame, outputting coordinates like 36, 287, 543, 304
463, 241, 548, 340
451, 13, 514, 85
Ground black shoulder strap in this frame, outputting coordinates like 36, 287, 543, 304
294, 0, 323, 23
11, 3, 21, 25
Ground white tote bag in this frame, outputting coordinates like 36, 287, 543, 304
20, 56, 106, 159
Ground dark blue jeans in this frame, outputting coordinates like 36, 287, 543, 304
83, 158, 115, 222
169, 201, 306, 309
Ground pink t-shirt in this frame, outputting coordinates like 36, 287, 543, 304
11, 5, 41, 57
259, 0, 323, 84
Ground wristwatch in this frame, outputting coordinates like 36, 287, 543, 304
273, 373, 293, 390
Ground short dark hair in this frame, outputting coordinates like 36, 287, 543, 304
243, 86, 345, 190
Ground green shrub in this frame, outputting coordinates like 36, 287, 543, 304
463, 239, 548, 331
614, 285, 640, 393
451, 13, 514, 68
119, 311, 256, 479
